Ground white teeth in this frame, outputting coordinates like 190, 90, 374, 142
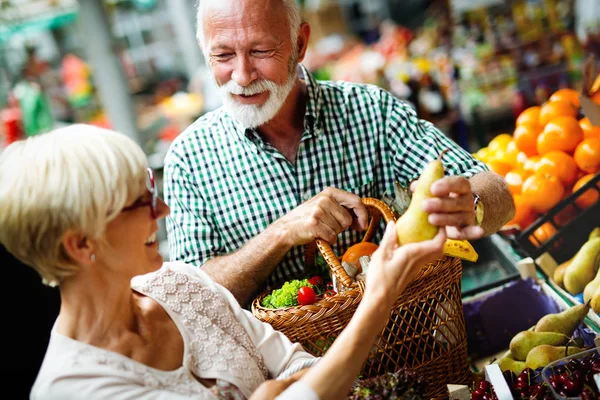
145, 233, 157, 245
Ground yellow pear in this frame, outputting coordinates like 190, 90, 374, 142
534, 302, 591, 336
584, 258, 600, 305
396, 150, 447, 245
496, 351, 526, 374
553, 260, 570, 288
591, 286, 600, 313
563, 238, 600, 295
525, 345, 584, 370
509, 331, 569, 361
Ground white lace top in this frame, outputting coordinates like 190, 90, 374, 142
31, 262, 319, 399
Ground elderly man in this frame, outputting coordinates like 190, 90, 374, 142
164, 0, 514, 306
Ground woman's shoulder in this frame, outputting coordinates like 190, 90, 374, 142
131, 261, 216, 288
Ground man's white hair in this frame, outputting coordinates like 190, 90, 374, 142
195, 0, 302, 51
0, 124, 147, 286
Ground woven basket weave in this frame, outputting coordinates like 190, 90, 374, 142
251, 198, 470, 398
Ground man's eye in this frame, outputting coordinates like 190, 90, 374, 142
213, 54, 233, 60
253, 50, 271, 56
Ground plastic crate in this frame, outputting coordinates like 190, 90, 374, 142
541, 346, 600, 399
512, 171, 600, 265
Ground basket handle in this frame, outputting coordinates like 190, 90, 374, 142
315, 198, 397, 287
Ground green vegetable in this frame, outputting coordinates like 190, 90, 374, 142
261, 279, 313, 309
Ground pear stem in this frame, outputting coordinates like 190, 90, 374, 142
438, 148, 450, 162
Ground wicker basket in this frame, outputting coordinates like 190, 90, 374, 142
252, 198, 470, 398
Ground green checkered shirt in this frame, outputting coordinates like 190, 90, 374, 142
164, 64, 487, 288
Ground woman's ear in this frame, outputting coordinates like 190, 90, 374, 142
61, 231, 95, 265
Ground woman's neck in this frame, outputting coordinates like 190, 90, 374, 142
56, 272, 139, 347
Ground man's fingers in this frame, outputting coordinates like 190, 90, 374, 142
326, 201, 354, 232
314, 223, 338, 244
446, 225, 484, 240
430, 176, 471, 196
428, 211, 475, 227
422, 196, 473, 213
327, 187, 368, 230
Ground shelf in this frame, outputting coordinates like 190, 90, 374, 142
0, 7, 78, 43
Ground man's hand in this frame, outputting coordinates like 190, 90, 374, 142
412, 176, 485, 240
276, 187, 368, 246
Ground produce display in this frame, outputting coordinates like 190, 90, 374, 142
347, 367, 426, 400
473, 82, 600, 234
260, 278, 334, 308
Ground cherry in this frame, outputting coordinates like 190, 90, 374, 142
562, 378, 582, 395
529, 382, 543, 396
480, 393, 492, 400
502, 370, 517, 385
567, 358, 582, 370
581, 387, 599, 400
472, 388, 485, 398
591, 359, 600, 373
478, 380, 491, 391
548, 376, 562, 391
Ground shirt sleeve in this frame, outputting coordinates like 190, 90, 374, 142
163, 142, 224, 267
382, 91, 488, 186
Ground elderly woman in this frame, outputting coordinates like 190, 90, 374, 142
0, 124, 446, 400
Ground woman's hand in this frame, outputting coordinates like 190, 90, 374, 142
366, 221, 446, 306
249, 369, 310, 400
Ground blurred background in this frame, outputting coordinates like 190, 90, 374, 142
1, 0, 600, 396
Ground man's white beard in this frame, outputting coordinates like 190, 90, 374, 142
217, 69, 297, 129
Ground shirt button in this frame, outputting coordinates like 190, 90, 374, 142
303, 192, 311, 201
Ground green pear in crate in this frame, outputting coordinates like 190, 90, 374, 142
555, 228, 600, 287
525, 345, 585, 370
509, 331, 569, 361
496, 351, 526, 374
534, 302, 591, 336
396, 150, 446, 245
563, 237, 600, 295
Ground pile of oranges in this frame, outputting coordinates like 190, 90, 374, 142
473, 87, 600, 244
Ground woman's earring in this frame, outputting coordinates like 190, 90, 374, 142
90, 254, 96, 262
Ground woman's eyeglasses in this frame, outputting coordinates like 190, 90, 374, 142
121, 168, 158, 219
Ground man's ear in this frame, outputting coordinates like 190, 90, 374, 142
61, 231, 95, 265
296, 22, 311, 63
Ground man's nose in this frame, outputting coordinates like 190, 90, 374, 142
231, 55, 257, 87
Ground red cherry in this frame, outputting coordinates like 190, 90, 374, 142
472, 388, 485, 398
480, 393, 492, 400
478, 380, 491, 391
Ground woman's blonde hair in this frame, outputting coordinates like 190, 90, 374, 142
0, 124, 147, 286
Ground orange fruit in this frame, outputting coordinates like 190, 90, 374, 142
529, 222, 558, 247
486, 159, 512, 176
539, 100, 578, 127
579, 118, 600, 139
535, 151, 579, 186
342, 242, 379, 267
516, 106, 541, 128
592, 90, 600, 106
549, 88, 581, 109
537, 116, 584, 155
522, 174, 565, 213
513, 124, 541, 156
495, 140, 521, 167
573, 174, 600, 209
506, 194, 537, 230
523, 155, 541, 175
574, 138, 600, 174
488, 133, 513, 152
505, 170, 528, 195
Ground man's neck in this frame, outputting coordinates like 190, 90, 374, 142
257, 80, 307, 163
